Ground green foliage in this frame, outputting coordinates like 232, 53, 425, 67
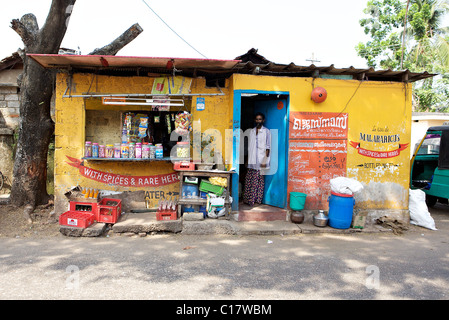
356, 0, 449, 112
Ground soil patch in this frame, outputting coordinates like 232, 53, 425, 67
0, 203, 61, 238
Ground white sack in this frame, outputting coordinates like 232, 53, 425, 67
330, 177, 364, 195
409, 189, 437, 230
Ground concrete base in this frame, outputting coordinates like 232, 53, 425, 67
59, 222, 107, 237
237, 203, 287, 221
58, 209, 402, 237
112, 212, 182, 234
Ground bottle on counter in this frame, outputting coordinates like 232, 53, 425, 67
85, 141, 92, 158
106, 144, 114, 158
176, 141, 190, 158
121, 143, 129, 158
155, 144, 163, 159
135, 142, 142, 159
114, 143, 121, 158
99, 145, 105, 158
129, 142, 135, 158
142, 143, 150, 159
121, 128, 127, 143
92, 143, 99, 158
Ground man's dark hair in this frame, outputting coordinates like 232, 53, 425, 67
255, 112, 265, 120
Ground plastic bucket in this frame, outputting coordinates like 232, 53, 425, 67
327, 192, 355, 229
290, 192, 307, 211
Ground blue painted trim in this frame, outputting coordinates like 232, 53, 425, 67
232, 91, 241, 211
284, 96, 290, 208
232, 89, 290, 211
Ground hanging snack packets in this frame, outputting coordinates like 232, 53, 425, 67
175, 112, 192, 135
166, 114, 172, 134
138, 116, 149, 139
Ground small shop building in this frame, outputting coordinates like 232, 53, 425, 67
29, 48, 433, 224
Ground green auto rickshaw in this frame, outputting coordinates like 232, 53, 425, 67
410, 125, 449, 207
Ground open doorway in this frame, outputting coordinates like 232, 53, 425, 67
232, 91, 289, 219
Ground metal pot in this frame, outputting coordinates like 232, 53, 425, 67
313, 210, 328, 227
290, 211, 304, 224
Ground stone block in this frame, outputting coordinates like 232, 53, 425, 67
112, 212, 183, 234
4, 94, 19, 101
182, 212, 204, 221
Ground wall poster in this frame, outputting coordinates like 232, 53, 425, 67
287, 112, 348, 210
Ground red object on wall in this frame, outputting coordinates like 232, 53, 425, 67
311, 87, 327, 103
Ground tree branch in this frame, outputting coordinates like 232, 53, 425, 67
10, 14, 39, 48
89, 23, 143, 56
39, 0, 77, 53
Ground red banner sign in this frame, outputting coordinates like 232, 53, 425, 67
66, 156, 179, 187
349, 141, 409, 159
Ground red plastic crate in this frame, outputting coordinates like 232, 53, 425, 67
174, 161, 195, 171
97, 198, 122, 224
156, 210, 178, 221
59, 211, 95, 228
69, 201, 98, 214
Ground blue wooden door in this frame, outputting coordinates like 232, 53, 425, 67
254, 99, 288, 208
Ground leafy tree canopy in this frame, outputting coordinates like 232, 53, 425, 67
356, 0, 449, 112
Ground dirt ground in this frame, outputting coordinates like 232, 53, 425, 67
0, 203, 61, 238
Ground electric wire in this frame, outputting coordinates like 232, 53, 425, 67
141, 0, 208, 59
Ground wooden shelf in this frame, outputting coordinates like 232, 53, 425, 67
177, 170, 232, 219
82, 157, 189, 162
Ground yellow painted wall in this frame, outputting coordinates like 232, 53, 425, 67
55, 71, 412, 214
232, 74, 412, 210
54, 73, 232, 214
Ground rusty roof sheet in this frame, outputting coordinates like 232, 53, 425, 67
0, 52, 23, 71
27, 49, 435, 83
233, 48, 435, 82
27, 53, 240, 70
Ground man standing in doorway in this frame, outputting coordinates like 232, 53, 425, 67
243, 112, 271, 206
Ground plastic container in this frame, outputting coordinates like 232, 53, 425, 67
327, 192, 355, 229
150, 145, 156, 159
129, 142, 135, 158
155, 144, 163, 159
114, 143, 121, 158
121, 143, 129, 158
290, 192, 307, 211
176, 141, 189, 158
182, 184, 199, 198
59, 211, 94, 228
199, 180, 224, 196
84, 141, 92, 157
97, 198, 122, 224
106, 144, 114, 158
173, 161, 195, 171
142, 143, 150, 159
135, 142, 142, 159
92, 143, 99, 158
99, 145, 105, 158
182, 205, 199, 214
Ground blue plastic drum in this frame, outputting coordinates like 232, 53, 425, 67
327, 192, 355, 229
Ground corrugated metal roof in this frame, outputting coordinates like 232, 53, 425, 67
0, 52, 22, 72
27, 53, 240, 70
233, 48, 435, 82
27, 49, 435, 83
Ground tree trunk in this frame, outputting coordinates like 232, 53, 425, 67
10, 55, 55, 207
10, 0, 76, 208
9, 0, 143, 211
